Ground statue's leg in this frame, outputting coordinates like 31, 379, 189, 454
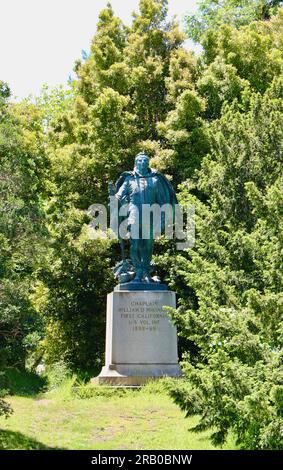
142, 238, 154, 283
130, 239, 143, 282
119, 238, 126, 264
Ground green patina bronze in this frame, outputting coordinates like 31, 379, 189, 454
109, 152, 177, 290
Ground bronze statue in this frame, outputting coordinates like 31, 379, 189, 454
109, 152, 177, 290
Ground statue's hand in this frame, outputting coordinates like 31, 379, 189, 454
108, 181, 116, 196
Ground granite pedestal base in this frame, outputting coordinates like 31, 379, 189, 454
93, 290, 181, 386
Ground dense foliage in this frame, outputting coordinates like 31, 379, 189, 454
0, 0, 282, 448
163, 6, 283, 450
169, 79, 283, 450
0, 83, 45, 367
0, 81, 48, 415
33, 0, 199, 371
185, 0, 282, 42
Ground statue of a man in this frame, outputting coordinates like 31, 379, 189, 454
110, 152, 177, 287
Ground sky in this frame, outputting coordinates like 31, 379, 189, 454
0, 0, 199, 100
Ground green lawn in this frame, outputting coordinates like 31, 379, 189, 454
0, 380, 236, 450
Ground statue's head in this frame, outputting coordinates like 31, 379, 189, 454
134, 152, 150, 175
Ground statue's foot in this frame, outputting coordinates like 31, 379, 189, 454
143, 274, 154, 283
118, 273, 132, 284
132, 270, 143, 283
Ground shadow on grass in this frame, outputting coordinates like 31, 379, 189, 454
4, 368, 48, 397
0, 429, 64, 450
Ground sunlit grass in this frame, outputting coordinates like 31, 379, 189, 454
0, 379, 236, 450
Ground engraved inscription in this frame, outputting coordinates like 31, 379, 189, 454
118, 300, 168, 332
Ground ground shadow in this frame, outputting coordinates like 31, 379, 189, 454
4, 368, 48, 397
0, 429, 64, 450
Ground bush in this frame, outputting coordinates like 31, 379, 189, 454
170, 353, 283, 449
168, 74, 283, 448
0, 372, 13, 419
3, 368, 47, 397
44, 361, 72, 390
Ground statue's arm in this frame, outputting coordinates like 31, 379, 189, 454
115, 178, 130, 202
108, 181, 116, 196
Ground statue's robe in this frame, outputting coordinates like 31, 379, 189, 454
114, 168, 178, 237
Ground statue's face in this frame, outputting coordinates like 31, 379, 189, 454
135, 155, 149, 175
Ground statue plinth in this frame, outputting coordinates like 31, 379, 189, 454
92, 153, 181, 386
93, 290, 181, 386
114, 282, 168, 291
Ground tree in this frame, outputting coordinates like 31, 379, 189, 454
0, 80, 49, 416
201, 8, 283, 91
0, 371, 12, 419
167, 76, 283, 449
0, 83, 48, 368
38, 0, 201, 371
186, 0, 283, 43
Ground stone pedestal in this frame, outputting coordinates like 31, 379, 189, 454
93, 290, 181, 386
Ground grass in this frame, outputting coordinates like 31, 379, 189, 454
0, 374, 236, 451
3, 367, 48, 396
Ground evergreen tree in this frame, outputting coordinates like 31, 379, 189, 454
167, 75, 283, 450
38, 0, 199, 370
0, 82, 47, 369
151, 8, 283, 449
186, 0, 282, 43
